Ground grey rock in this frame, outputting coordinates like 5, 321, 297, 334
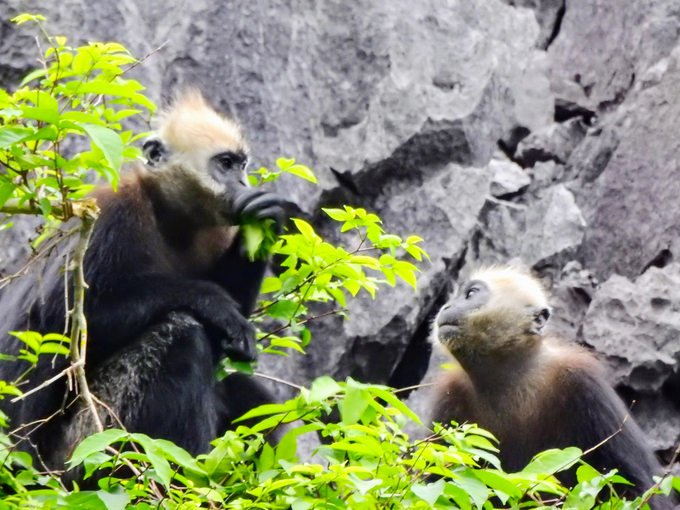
501, 0, 566, 50
582, 264, 680, 393
1, 0, 680, 459
631, 394, 680, 453
564, 125, 619, 183
527, 160, 564, 192
472, 198, 527, 264
575, 44, 680, 280
305, 163, 493, 385
472, 183, 586, 270
547, 0, 680, 112
521, 184, 586, 267
489, 159, 531, 198
547, 260, 598, 341
515, 117, 587, 167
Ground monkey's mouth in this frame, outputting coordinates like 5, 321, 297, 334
437, 324, 461, 343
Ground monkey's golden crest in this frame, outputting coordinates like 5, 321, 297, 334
431, 265, 674, 510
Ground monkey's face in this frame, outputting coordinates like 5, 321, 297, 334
143, 137, 250, 196
143, 90, 252, 196
434, 269, 551, 358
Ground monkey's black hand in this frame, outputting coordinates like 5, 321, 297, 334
232, 188, 286, 234
198, 293, 257, 362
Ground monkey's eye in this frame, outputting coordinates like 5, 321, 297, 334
465, 287, 479, 299
219, 154, 234, 169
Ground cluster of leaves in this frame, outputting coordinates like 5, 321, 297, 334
244, 206, 426, 358
0, 13, 153, 231
2, 376, 674, 510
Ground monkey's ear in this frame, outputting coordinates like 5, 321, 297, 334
143, 136, 166, 167
530, 307, 551, 334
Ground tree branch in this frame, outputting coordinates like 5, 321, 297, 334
67, 200, 102, 432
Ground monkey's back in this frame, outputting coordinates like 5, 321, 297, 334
432, 339, 667, 504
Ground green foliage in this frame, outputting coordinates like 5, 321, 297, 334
1, 377, 675, 509
243, 204, 426, 357
0, 13, 154, 223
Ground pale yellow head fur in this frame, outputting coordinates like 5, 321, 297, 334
150, 90, 251, 195
469, 265, 549, 314
159, 89, 248, 155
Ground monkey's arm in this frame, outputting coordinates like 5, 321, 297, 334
84, 274, 255, 366
211, 188, 287, 316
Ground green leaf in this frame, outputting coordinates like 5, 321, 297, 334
455, 469, 489, 509
266, 300, 301, 321
68, 429, 128, 467
133, 433, 173, 487
412, 479, 445, 507
242, 223, 265, 260
21, 107, 59, 125
576, 463, 602, 483
309, 376, 342, 402
80, 123, 124, 171
292, 218, 317, 242
38, 198, 52, 216
64, 492, 107, 510
291, 499, 313, 510
153, 438, 204, 473
340, 379, 370, 424
235, 400, 299, 422
522, 447, 582, 475
261, 276, 282, 294
284, 164, 317, 183
276, 157, 295, 170
19, 68, 46, 86
0, 183, 15, 208
370, 387, 422, 425
351, 255, 381, 270
96, 485, 131, 510
474, 470, 522, 499
349, 473, 383, 495
0, 127, 33, 148
323, 208, 350, 221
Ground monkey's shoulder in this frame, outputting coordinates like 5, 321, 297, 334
540, 339, 607, 389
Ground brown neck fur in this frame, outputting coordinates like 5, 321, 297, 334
445, 309, 543, 387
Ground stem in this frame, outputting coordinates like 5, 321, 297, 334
0, 198, 65, 217
223, 369, 304, 390
67, 201, 102, 432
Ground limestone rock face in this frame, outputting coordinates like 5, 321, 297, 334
583, 265, 680, 394
1, 0, 680, 456
489, 159, 531, 198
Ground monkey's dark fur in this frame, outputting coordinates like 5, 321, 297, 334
431, 266, 675, 510
0, 91, 282, 476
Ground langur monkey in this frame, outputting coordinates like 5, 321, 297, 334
431, 265, 674, 509
0, 90, 283, 476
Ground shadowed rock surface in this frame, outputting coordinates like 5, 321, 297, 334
1, 0, 680, 459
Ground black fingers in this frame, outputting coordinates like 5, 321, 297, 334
232, 189, 287, 232
233, 190, 285, 217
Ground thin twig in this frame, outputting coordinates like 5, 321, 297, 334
223, 369, 304, 391
10, 361, 83, 403
634, 440, 680, 510
391, 382, 437, 394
